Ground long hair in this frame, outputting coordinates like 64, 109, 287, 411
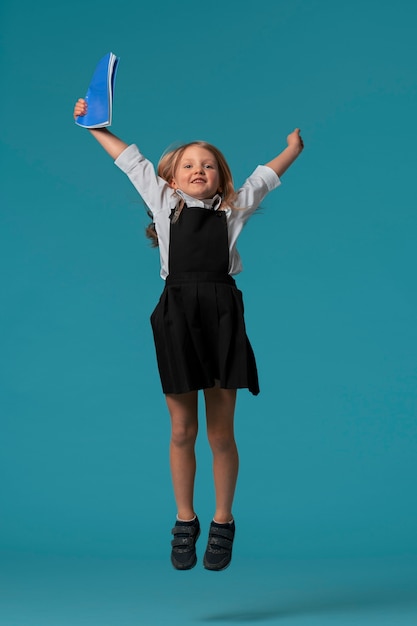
146, 141, 238, 246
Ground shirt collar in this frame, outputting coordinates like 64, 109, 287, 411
175, 190, 222, 211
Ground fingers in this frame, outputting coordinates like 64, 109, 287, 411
73, 98, 87, 119
288, 128, 304, 148
287, 128, 304, 151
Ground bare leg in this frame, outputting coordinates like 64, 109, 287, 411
166, 391, 198, 520
204, 387, 238, 524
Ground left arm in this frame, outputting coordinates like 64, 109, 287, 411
265, 128, 304, 177
229, 128, 304, 223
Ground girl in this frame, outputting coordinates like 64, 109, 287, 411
73, 98, 304, 571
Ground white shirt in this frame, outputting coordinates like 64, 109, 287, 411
115, 144, 281, 279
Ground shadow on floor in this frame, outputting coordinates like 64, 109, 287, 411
198, 579, 417, 622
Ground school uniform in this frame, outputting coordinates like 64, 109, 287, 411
115, 144, 280, 395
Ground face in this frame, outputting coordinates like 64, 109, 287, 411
170, 145, 221, 200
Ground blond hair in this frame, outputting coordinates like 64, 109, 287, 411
146, 141, 238, 246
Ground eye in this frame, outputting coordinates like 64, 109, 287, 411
204, 164, 214, 169
183, 164, 192, 168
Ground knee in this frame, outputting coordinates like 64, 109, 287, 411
171, 422, 198, 449
207, 428, 236, 454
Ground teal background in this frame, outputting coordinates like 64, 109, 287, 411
1, 0, 417, 624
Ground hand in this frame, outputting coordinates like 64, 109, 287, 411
265, 129, 304, 176
287, 128, 304, 153
73, 98, 87, 119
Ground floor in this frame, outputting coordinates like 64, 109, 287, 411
1, 553, 416, 625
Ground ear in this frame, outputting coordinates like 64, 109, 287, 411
169, 178, 178, 190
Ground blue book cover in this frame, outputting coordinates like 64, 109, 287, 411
75, 52, 119, 128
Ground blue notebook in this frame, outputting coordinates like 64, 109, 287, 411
75, 52, 119, 128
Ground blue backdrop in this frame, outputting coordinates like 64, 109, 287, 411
1, 0, 416, 571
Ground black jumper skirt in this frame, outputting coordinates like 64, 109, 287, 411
150, 205, 259, 395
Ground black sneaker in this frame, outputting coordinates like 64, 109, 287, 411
203, 520, 235, 571
171, 516, 200, 570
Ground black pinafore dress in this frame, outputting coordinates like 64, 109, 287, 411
150, 205, 259, 395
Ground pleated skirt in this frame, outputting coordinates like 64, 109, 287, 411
150, 272, 259, 395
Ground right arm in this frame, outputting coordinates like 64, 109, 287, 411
74, 96, 172, 216
73, 98, 128, 159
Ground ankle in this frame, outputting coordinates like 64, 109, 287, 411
213, 515, 234, 525
177, 512, 197, 522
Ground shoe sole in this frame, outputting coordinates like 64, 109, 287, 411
203, 558, 232, 572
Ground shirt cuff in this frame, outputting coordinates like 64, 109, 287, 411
114, 144, 143, 173
252, 164, 281, 191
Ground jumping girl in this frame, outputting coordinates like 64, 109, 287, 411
73, 97, 304, 571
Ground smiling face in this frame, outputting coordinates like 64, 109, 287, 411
170, 145, 221, 200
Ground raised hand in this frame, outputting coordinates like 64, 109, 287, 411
264, 128, 304, 176
73, 98, 87, 119
287, 128, 304, 153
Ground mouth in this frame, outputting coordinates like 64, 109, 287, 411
191, 178, 206, 184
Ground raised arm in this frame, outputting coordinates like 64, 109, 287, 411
73, 98, 128, 160
265, 128, 304, 177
